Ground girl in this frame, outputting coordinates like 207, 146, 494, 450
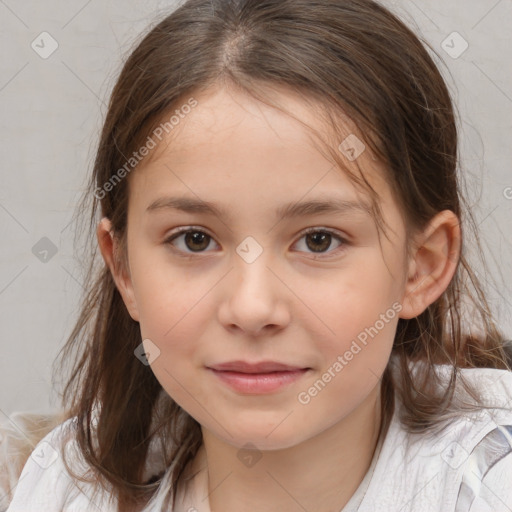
5, 0, 512, 511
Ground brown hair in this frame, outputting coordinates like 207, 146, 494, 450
52, 0, 511, 510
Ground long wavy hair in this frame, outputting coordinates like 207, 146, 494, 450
51, 0, 511, 510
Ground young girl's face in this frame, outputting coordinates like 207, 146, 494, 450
117, 85, 411, 450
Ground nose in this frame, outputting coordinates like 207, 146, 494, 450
217, 250, 291, 337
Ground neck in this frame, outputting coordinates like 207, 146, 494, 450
201, 385, 382, 512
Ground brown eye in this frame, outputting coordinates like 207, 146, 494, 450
294, 228, 347, 257
165, 229, 217, 254
183, 231, 210, 251
305, 232, 332, 253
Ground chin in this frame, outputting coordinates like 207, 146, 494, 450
211, 421, 309, 452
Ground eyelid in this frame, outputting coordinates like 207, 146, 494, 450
167, 225, 213, 237
297, 226, 349, 242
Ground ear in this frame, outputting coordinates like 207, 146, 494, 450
399, 210, 461, 319
96, 217, 140, 322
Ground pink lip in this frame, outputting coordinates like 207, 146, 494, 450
207, 361, 310, 394
208, 360, 306, 373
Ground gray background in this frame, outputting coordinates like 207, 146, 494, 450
1, 0, 511, 418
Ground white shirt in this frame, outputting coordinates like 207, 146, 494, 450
5, 363, 512, 512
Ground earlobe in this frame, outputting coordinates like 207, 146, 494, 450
399, 210, 461, 320
96, 217, 140, 322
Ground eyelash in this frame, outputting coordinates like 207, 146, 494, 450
163, 226, 349, 259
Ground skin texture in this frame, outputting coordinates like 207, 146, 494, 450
97, 84, 461, 512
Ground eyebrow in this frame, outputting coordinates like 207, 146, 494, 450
146, 196, 371, 221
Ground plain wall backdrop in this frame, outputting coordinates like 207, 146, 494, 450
1, 0, 511, 419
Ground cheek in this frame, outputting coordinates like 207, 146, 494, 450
130, 274, 210, 407
297, 313, 396, 420
299, 255, 401, 338
137, 286, 206, 358
129, 246, 206, 337
130, 257, 216, 365
139, 295, 210, 411
296, 255, 401, 389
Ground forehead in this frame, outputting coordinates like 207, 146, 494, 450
146, 84, 363, 167
129, 84, 397, 225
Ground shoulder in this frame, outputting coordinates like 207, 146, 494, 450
455, 365, 512, 405
447, 366, 512, 512
415, 366, 512, 511
358, 364, 512, 512
459, 425, 512, 512
5, 417, 117, 512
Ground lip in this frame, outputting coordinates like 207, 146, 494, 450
207, 361, 310, 394
208, 360, 307, 373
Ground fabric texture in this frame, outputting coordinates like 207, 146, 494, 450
4, 360, 512, 512
0, 411, 65, 512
